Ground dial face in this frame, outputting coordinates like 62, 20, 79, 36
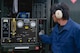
17, 20, 24, 28
24, 19, 30, 24
30, 21, 36, 28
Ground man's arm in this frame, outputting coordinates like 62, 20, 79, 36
74, 28, 80, 53
39, 32, 53, 44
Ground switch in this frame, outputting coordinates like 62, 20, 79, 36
2, 39, 5, 42
28, 39, 30, 42
20, 39, 22, 42
9, 40, 11, 43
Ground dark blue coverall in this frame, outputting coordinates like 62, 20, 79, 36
40, 18, 80, 53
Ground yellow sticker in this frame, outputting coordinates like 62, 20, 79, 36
25, 26, 29, 29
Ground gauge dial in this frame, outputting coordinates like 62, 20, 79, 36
30, 21, 36, 28
17, 20, 24, 28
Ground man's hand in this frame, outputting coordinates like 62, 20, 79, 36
39, 30, 45, 35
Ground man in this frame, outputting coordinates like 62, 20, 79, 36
39, 2, 80, 53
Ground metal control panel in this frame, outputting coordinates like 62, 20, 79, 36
1, 18, 37, 44
1, 18, 47, 52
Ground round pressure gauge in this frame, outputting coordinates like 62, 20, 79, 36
30, 21, 36, 28
17, 20, 24, 28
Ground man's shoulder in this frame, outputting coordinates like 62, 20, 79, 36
71, 19, 80, 30
52, 24, 58, 30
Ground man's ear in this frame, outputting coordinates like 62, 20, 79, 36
52, 14, 55, 18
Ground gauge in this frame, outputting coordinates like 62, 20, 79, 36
30, 21, 36, 28
17, 20, 24, 28
24, 19, 30, 24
